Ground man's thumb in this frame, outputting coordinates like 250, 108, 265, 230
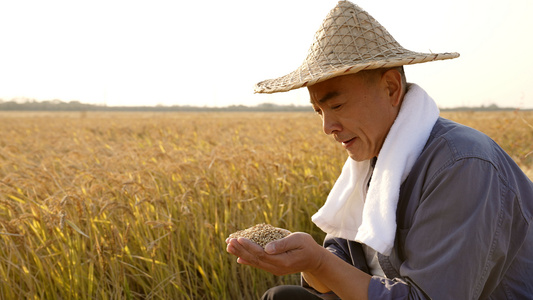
264, 241, 278, 254
264, 233, 294, 254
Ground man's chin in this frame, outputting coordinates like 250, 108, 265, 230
347, 152, 368, 162
346, 146, 377, 162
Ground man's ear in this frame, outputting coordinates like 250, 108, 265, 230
382, 69, 403, 107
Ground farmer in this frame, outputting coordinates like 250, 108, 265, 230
226, 1, 533, 299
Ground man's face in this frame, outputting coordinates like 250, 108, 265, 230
308, 71, 400, 161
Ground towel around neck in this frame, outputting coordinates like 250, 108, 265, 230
312, 83, 440, 256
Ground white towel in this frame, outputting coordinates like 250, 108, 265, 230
312, 84, 439, 256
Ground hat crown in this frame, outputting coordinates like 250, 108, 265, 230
308, 1, 403, 68
254, 1, 459, 93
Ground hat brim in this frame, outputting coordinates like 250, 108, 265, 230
254, 51, 459, 94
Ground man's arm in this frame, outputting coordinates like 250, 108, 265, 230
305, 250, 372, 300
302, 272, 331, 294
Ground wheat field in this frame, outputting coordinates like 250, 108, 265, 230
0, 111, 531, 299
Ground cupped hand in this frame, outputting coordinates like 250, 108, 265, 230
225, 232, 327, 276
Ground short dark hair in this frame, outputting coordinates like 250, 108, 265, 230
396, 66, 407, 95
357, 66, 407, 95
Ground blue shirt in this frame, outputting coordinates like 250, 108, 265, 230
311, 117, 533, 299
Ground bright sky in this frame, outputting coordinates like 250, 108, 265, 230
1, 0, 532, 109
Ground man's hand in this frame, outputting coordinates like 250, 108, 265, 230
225, 232, 326, 276
226, 232, 371, 299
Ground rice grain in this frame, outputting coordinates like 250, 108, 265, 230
228, 223, 291, 248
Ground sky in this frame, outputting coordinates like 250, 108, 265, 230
0, 0, 532, 109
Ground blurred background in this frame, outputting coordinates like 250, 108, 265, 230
1, 0, 531, 109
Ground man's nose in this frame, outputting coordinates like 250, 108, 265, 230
322, 112, 341, 135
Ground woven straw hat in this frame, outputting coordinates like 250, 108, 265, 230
255, 1, 459, 93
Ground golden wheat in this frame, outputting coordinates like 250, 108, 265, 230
0, 110, 531, 299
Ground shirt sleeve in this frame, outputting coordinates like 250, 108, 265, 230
323, 234, 370, 273
368, 157, 520, 299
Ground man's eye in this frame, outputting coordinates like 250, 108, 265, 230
331, 104, 342, 110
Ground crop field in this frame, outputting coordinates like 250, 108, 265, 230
0, 110, 531, 299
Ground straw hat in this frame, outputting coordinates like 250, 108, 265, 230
254, 1, 459, 93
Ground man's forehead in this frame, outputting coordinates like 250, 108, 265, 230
310, 91, 340, 105
308, 74, 362, 104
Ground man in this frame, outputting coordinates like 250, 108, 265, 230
226, 1, 533, 299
